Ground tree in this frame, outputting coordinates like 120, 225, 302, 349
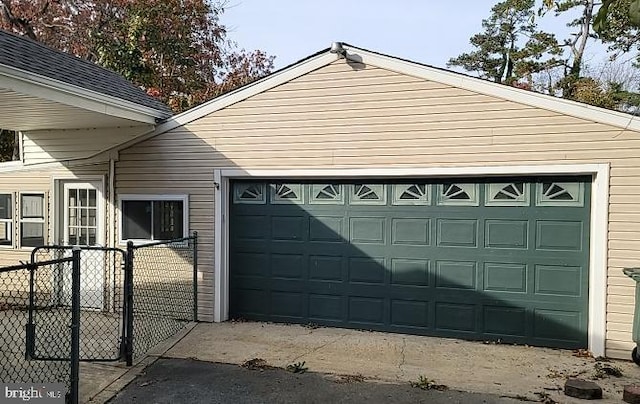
591, 0, 640, 34
0, 0, 274, 112
448, 0, 563, 86
537, 0, 597, 97
0, 130, 19, 161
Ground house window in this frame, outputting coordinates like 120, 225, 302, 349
0, 193, 12, 246
20, 193, 45, 248
120, 195, 188, 242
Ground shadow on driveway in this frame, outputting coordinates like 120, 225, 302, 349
108, 357, 517, 404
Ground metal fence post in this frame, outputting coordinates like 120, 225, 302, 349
70, 248, 81, 404
25, 263, 35, 360
192, 231, 198, 322
125, 241, 135, 366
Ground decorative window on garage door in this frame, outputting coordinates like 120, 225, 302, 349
536, 182, 584, 207
270, 183, 304, 204
392, 184, 431, 205
233, 183, 266, 204
436, 183, 479, 206
349, 184, 386, 205
485, 183, 529, 206
310, 184, 344, 204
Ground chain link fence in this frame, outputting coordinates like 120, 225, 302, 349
31, 247, 126, 362
0, 233, 197, 401
127, 233, 197, 362
0, 253, 80, 404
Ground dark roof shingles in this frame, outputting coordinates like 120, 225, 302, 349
0, 29, 172, 115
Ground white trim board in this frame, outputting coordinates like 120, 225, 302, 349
213, 164, 609, 357
0, 64, 169, 123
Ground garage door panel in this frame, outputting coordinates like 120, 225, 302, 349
309, 216, 344, 242
390, 258, 430, 286
348, 257, 386, 283
436, 219, 478, 247
391, 218, 431, 245
391, 299, 429, 328
233, 252, 267, 276
534, 265, 583, 297
533, 308, 583, 343
232, 288, 267, 316
271, 216, 306, 241
535, 221, 585, 251
309, 294, 343, 321
482, 305, 527, 337
271, 253, 305, 279
485, 220, 528, 249
482, 262, 528, 293
230, 178, 590, 349
435, 260, 477, 290
348, 296, 385, 324
233, 215, 268, 240
309, 255, 343, 280
271, 291, 306, 318
435, 302, 476, 333
349, 217, 386, 244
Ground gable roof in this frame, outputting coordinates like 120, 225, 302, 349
84, 41, 640, 160
146, 42, 640, 136
0, 29, 172, 117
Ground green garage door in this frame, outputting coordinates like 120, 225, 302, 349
229, 178, 590, 349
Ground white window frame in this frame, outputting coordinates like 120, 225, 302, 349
118, 194, 189, 245
18, 192, 46, 250
0, 192, 14, 248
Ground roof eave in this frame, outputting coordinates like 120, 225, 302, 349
0, 63, 171, 124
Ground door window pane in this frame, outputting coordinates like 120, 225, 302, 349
122, 201, 152, 239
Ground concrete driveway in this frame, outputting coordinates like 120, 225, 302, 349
157, 322, 640, 403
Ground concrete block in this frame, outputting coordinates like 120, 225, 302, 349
564, 378, 602, 400
624, 385, 640, 404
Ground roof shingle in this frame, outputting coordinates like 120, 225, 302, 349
0, 29, 172, 116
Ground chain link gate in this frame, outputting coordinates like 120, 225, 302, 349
31, 246, 127, 362
0, 251, 81, 404
28, 232, 198, 366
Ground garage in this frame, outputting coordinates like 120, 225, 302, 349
229, 177, 590, 349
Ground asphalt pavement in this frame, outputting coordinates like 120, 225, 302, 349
108, 357, 519, 404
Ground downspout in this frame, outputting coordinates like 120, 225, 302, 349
109, 153, 117, 249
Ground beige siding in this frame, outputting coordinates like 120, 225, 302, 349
0, 163, 108, 266
116, 60, 640, 356
22, 126, 153, 165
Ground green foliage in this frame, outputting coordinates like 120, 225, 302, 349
448, 0, 563, 85
0, 130, 17, 162
0, 0, 275, 113
594, 0, 640, 34
410, 375, 448, 391
565, 77, 640, 113
285, 361, 308, 374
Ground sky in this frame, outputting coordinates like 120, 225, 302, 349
222, 0, 610, 72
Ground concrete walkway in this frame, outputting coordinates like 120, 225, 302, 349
165, 322, 640, 403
